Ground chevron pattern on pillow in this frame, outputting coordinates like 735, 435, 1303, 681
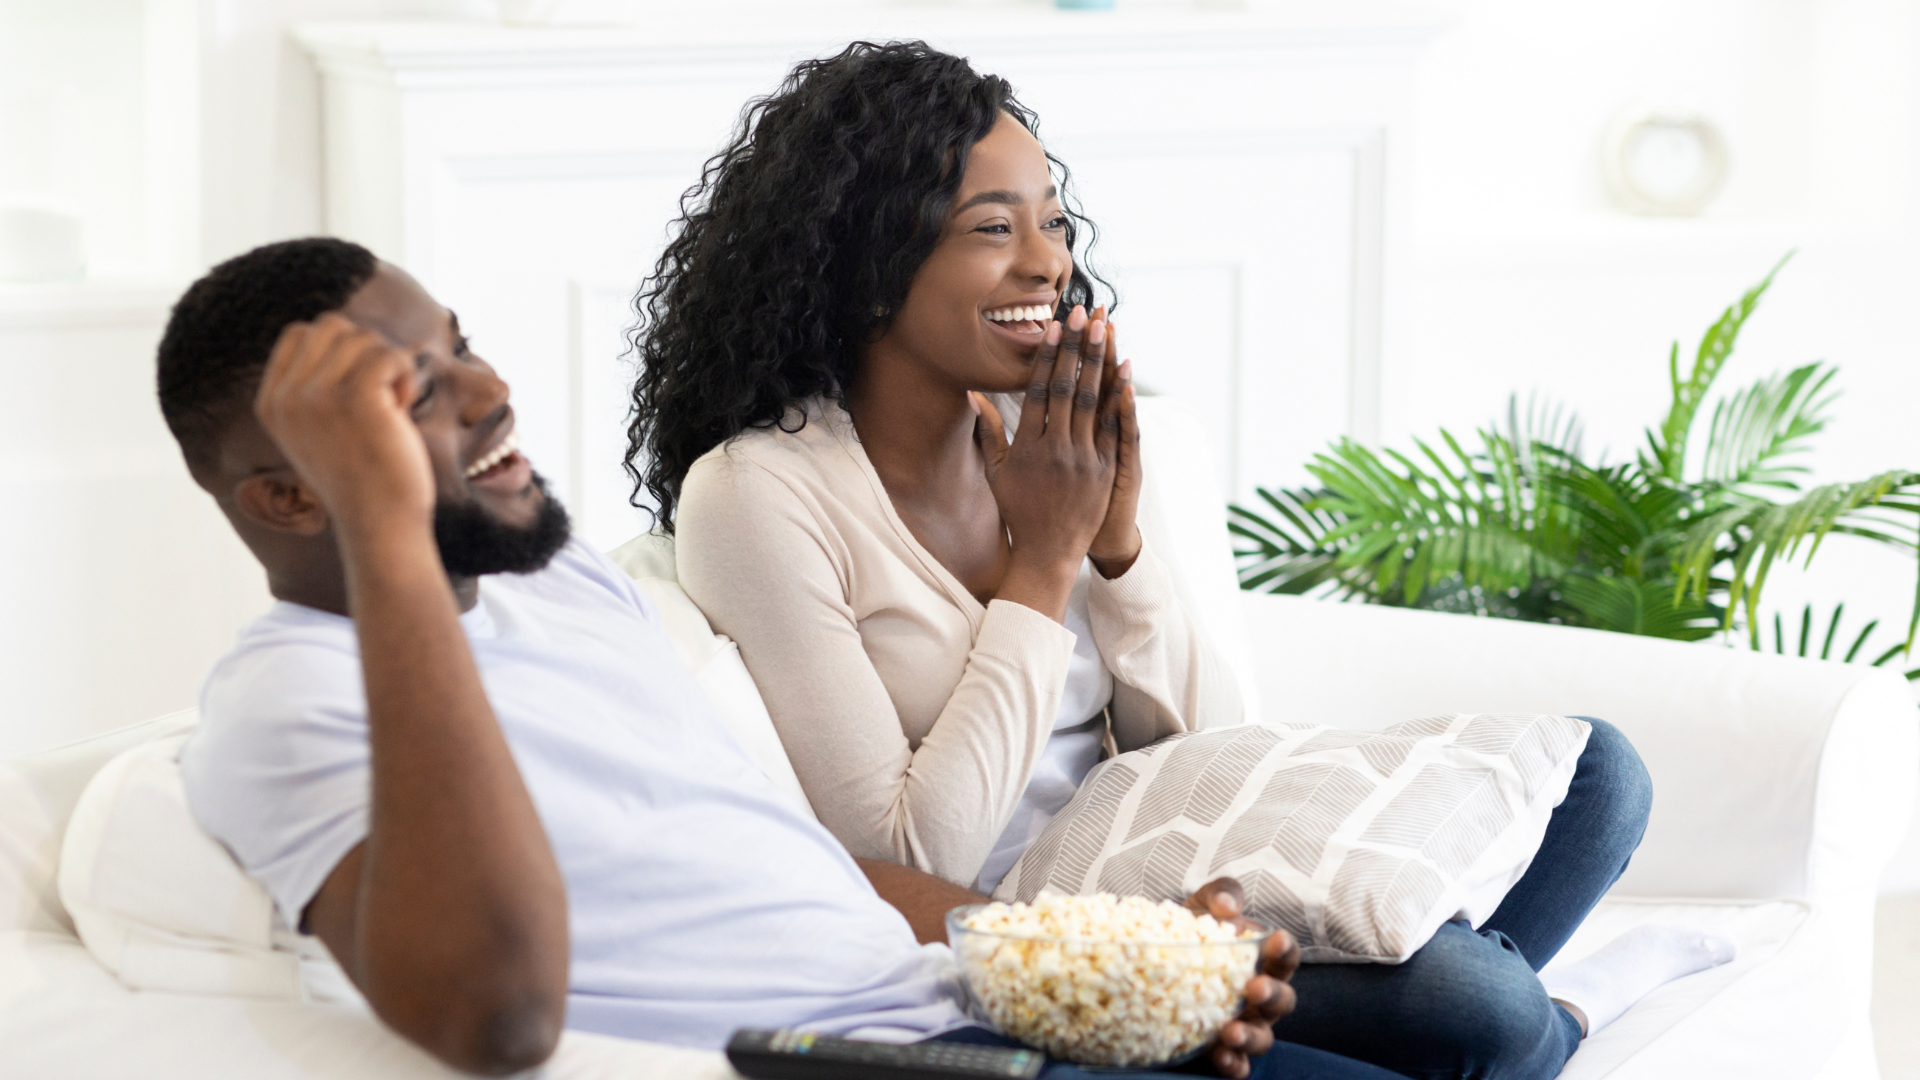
993, 714, 1591, 963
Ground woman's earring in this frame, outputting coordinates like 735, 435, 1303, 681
872, 303, 891, 319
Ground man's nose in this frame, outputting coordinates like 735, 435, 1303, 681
452, 360, 511, 426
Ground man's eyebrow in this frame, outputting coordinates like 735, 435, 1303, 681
954, 185, 1058, 214
417, 310, 462, 368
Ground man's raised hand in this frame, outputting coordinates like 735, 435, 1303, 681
253, 312, 435, 531
1185, 877, 1301, 1080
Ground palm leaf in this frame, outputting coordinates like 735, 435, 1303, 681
1557, 573, 1722, 641
1644, 252, 1793, 481
1702, 362, 1837, 491
1229, 487, 1348, 595
1677, 470, 1920, 641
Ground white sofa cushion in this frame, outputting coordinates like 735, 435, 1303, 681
0, 931, 740, 1080
995, 714, 1590, 962
0, 710, 197, 936
57, 732, 302, 998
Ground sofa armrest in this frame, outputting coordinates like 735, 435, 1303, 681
1240, 593, 1919, 904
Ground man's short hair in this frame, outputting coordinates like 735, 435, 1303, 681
157, 237, 377, 474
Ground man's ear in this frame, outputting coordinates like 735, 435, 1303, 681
233, 471, 330, 536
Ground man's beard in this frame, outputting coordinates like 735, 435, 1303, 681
432, 471, 572, 577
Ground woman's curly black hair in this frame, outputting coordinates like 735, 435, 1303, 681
624, 40, 1107, 529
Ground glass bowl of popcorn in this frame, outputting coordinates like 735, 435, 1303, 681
945, 893, 1266, 1069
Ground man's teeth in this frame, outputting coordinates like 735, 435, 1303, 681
464, 431, 519, 478
984, 304, 1054, 323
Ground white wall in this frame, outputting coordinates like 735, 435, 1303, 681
4, 0, 1919, 877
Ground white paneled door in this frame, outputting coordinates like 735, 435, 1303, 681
299, 8, 1439, 546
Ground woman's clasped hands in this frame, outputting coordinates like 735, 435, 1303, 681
971, 304, 1143, 621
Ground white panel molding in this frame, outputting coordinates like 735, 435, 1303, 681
298, 9, 1438, 531
442, 149, 714, 184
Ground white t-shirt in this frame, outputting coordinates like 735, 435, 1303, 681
974, 562, 1113, 895
180, 538, 971, 1050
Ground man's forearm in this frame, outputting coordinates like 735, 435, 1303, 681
855, 857, 985, 945
340, 520, 569, 1073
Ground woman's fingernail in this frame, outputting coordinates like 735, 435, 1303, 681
1120, 359, 1132, 381
1088, 320, 1106, 345
1045, 322, 1062, 345
1067, 305, 1087, 330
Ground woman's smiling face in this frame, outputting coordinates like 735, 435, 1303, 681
868, 111, 1075, 394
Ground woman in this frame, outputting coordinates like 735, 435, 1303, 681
628, 41, 1723, 1080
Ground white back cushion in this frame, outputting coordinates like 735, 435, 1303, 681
0, 709, 197, 937
58, 733, 303, 997
1130, 396, 1264, 726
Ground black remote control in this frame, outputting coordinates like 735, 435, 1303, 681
725, 1029, 1044, 1080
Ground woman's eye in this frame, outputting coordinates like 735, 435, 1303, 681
410, 382, 436, 414
1044, 215, 1069, 230
454, 336, 473, 358
975, 223, 1011, 236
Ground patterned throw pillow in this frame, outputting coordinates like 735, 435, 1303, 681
992, 714, 1591, 963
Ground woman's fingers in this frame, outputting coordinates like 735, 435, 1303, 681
1114, 351, 1139, 468
1018, 320, 1064, 438
1185, 876, 1247, 920
1210, 1037, 1252, 1079
1070, 314, 1107, 447
1261, 926, 1301, 983
1094, 322, 1123, 459
1222, 1015, 1276, 1057
1044, 305, 1088, 438
1243, 972, 1296, 1024
971, 392, 1010, 473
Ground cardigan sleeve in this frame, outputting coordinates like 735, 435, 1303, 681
675, 449, 1078, 885
1087, 535, 1247, 753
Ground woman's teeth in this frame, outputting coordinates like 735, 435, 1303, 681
984, 304, 1053, 323
465, 430, 519, 478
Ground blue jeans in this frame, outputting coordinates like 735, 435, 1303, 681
1270, 717, 1652, 1080
934, 718, 1652, 1080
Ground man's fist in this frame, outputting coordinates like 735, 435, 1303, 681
254, 312, 436, 529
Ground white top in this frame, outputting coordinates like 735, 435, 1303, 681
179, 539, 971, 1050
974, 565, 1113, 895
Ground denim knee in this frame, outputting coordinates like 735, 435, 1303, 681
1410, 927, 1575, 1080
1279, 923, 1580, 1080
1569, 717, 1653, 844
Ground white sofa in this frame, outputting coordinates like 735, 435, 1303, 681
2, 399, 1913, 1079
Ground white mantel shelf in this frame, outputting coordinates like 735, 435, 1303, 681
295, 7, 1450, 83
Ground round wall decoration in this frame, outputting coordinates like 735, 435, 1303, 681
1601, 105, 1730, 217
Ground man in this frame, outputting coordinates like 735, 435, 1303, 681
162, 238, 1374, 1080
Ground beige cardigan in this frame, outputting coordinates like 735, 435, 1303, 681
676, 397, 1244, 885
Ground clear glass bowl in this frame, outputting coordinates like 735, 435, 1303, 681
945, 903, 1264, 1069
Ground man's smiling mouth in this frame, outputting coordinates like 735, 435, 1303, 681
465, 429, 521, 479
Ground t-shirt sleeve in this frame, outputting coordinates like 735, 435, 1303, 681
179, 635, 374, 930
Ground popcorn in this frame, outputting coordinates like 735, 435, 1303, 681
951, 893, 1261, 1067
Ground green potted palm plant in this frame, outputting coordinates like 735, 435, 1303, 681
1229, 257, 1920, 676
